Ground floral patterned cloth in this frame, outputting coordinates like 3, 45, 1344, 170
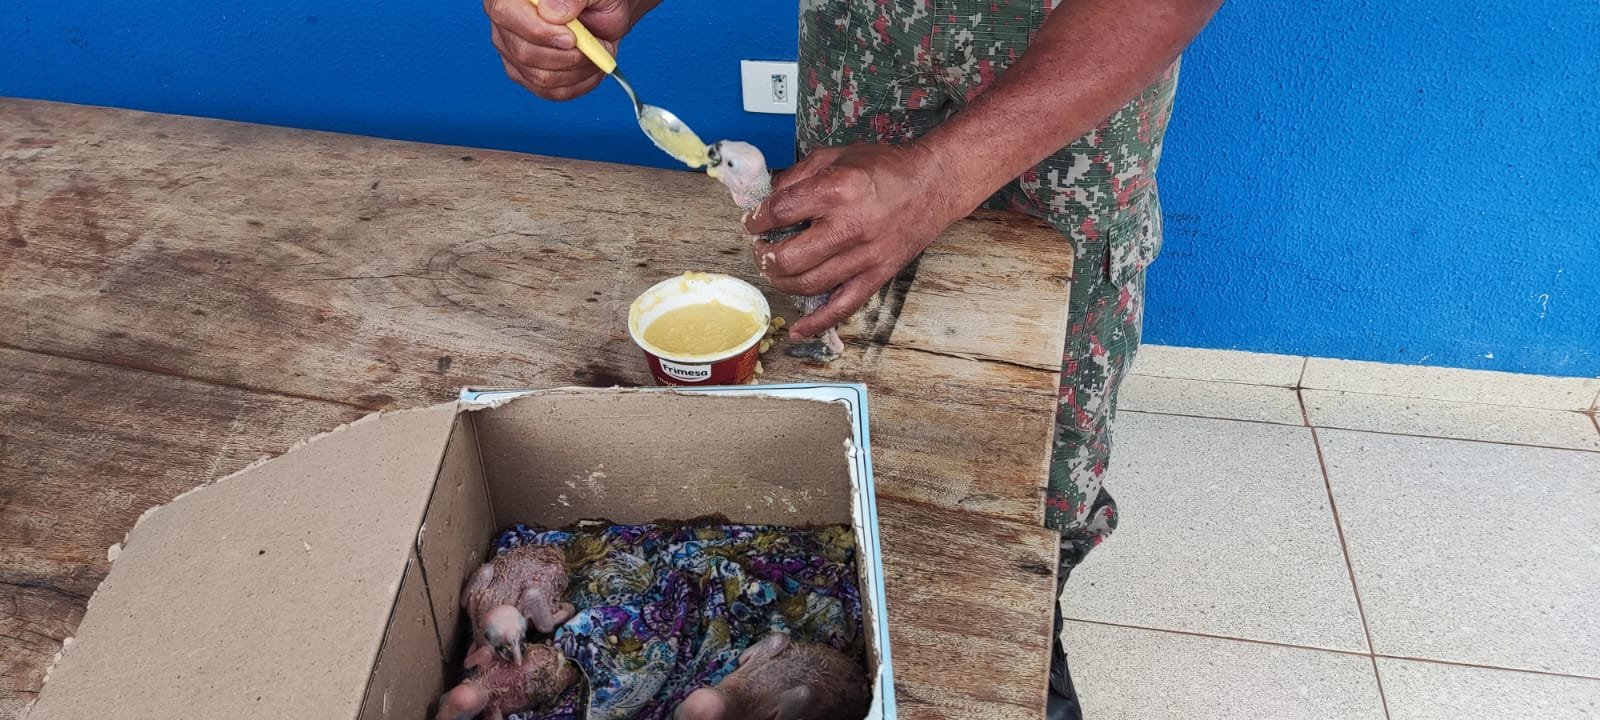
486, 521, 864, 720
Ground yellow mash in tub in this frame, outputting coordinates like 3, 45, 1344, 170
642, 300, 764, 356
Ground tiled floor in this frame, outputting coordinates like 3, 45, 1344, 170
1062, 346, 1600, 719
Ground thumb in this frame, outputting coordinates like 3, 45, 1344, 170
534, 0, 632, 40
577, 0, 635, 40
532, 0, 579, 23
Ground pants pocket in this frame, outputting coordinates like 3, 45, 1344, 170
1106, 191, 1164, 287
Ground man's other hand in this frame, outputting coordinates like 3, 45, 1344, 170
741, 142, 974, 341
484, 0, 637, 101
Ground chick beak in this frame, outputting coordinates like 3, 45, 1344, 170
510, 641, 523, 666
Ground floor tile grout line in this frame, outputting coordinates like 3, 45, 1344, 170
1590, 411, 1600, 440
1308, 426, 1394, 720
1309, 420, 1600, 454
1296, 386, 1597, 413
1121, 409, 1600, 454
1296, 387, 1312, 427
1366, 655, 1390, 719
1372, 653, 1600, 683
1121, 409, 1304, 429
1135, 371, 1595, 413
1129, 372, 1299, 390
1062, 618, 1373, 659
1145, 346, 1597, 397
1063, 617, 1600, 683
1297, 356, 1310, 388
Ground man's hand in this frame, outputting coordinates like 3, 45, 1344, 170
484, 0, 652, 101
741, 142, 976, 341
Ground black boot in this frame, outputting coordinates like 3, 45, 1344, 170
1047, 548, 1084, 720
1046, 605, 1083, 720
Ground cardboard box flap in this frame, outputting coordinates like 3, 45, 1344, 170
414, 413, 494, 661
27, 404, 462, 720
360, 551, 446, 720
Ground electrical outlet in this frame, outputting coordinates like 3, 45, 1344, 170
740, 60, 798, 115
771, 73, 788, 104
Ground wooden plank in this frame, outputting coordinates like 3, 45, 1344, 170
0, 347, 1058, 719
0, 98, 1072, 719
879, 497, 1059, 720
0, 584, 80, 720
885, 218, 1072, 371
768, 346, 1054, 521
0, 348, 367, 712
0, 97, 1066, 522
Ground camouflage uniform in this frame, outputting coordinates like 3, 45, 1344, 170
795, 0, 1175, 578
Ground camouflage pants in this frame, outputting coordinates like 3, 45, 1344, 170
1054, 251, 1145, 574
983, 185, 1151, 578
795, 0, 1172, 579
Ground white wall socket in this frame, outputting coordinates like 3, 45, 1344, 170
740, 60, 798, 115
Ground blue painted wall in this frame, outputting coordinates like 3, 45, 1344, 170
3, 1, 1596, 377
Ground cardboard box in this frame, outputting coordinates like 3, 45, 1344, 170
27, 383, 896, 720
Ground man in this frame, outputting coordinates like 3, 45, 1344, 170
484, 0, 1221, 716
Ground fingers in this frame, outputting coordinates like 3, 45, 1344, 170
501, 55, 606, 101
486, 0, 630, 42
486, 0, 627, 101
771, 145, 848, 193
530, 0, 582, 24
752, 218, 864, 285
532, 0, 634, 39
789, 273, 883, 340
492, 25, 589, 69
743, 165, 870, 235
763, 244, 871, 298
493, 25, 611, 101
739, 146, 850, 233
486, 0, 577, 48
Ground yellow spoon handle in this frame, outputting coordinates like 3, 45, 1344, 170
526, 0, 617, 74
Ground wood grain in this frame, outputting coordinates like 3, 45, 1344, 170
0, 347, 366, 712
0, 97, 1074, 719
879, 497, 1059, 720
0, 98, 1071, 523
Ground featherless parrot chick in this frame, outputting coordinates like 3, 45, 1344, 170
436, 641, 578, 720
462, 543, 576, 664
673, 631, 871, 720
707, 140, 846, 363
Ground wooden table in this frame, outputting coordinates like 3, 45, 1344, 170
0, 98, 1071, 719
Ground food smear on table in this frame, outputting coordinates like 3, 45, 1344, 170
641, 300, 766, 357
444, 521, 871, 720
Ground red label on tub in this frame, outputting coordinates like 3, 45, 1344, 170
644, 345, 760, 386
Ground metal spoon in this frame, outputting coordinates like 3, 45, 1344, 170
527, 0, 710, 169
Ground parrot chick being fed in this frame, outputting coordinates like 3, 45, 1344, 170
462, 543, 576, 664
673, 631, 871, 720
707, 140, 846, 363
436, 642, 578, 720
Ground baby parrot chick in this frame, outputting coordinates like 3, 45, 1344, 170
462, 543, 576, 665
673, 631, 871, 720
707, 140, 846, 363
436, 641, 578, 720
